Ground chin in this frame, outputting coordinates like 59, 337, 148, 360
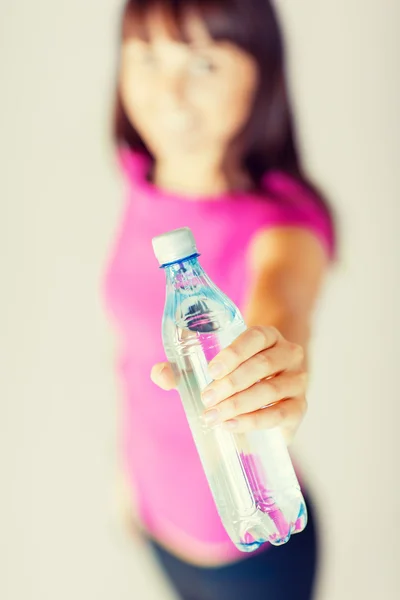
159, 141, 204, 158
156, 129, 203, 153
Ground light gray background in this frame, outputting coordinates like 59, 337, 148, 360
1, 1, 399, 598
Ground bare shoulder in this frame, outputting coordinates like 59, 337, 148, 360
245, 226, 330, 318
248, 226, 329, 275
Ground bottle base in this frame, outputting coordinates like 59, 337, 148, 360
235, 499, 308, 552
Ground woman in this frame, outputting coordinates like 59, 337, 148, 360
104, 1, 336, 598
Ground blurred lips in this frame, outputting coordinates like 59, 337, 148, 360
159, 110, 196, 134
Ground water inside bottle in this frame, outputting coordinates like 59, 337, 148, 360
164, 283, 307, 551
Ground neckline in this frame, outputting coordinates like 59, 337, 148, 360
123, 149, 261, 205
118, 147, 294, 207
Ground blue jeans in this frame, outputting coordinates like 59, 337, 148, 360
148, 496, 319, 600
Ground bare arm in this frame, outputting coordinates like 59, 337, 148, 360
243, 226, 329, 368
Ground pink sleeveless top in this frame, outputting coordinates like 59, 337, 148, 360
104, 149, 335, 563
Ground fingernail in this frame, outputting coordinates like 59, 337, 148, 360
208, 362, 223, 379
202, 388, 217, 407
151, 364, 165, 381
203, 409, 220, 426
221, 419, 238, 431
158, 365, 167, 377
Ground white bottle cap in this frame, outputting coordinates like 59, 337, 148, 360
152, 227, 199, 266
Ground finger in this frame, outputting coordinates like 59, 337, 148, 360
202, 371, 307, 425
208, 326, 281, 381
150, 362, 176, 391
219, 395, 308, 437
202, 343, 304, 408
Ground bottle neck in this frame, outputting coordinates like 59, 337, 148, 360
162, 255, 210, 294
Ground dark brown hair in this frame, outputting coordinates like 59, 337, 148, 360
113, 0, 333, 222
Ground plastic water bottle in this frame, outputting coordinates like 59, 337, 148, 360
152, 227, 307, 552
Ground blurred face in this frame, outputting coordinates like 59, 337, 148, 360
119, 7, 259, 164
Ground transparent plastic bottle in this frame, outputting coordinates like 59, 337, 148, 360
152, 227, 307, 552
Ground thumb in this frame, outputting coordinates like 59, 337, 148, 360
150, 362, 177, 391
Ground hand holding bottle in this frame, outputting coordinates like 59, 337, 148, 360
151, 325, 307, 445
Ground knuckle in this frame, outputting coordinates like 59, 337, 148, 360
230, 394, 241, 415
298, 370, 309, 389
250, 411, 265, 429
268, 326, 280, 339
248, 412, 261, 430
225, 372, 236, 395
277, 401, 288, 424
268, 326, 281, 345
265, 377, 279, 399
294, 343, 305, 363
251, 325, 269, 347
287, 341, 303, 362
256, 350, 271, 374
259, 350, 271, 367
225, 344, 240, 366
